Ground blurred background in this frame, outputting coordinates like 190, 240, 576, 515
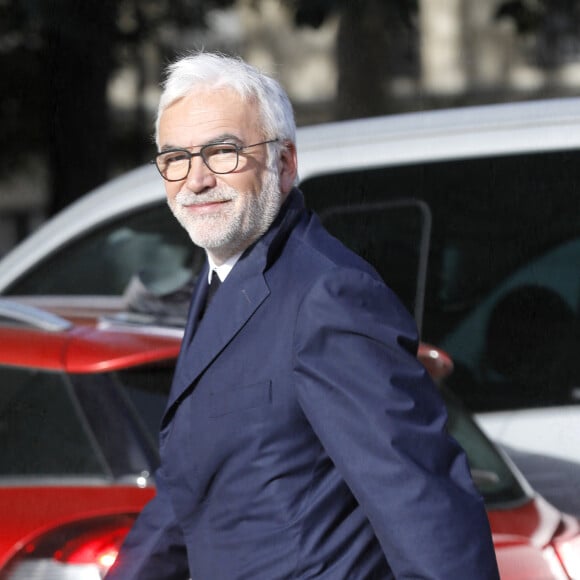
2, 0, 580, 256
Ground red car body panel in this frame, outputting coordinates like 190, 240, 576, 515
1, 324, 181, 373
488, 496, 578, 577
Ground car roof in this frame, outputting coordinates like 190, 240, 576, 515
0, 299, 182, 373
296, 96, 580, 176
1, 97, 580, 292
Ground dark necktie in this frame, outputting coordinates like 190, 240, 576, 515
199, 272, 221, 319
206, 273, 221, 306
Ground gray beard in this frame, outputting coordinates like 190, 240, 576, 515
169, 169, 283, 262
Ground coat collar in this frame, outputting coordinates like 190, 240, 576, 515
163, 188, 306, 423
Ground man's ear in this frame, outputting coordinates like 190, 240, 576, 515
278, 141, 298, 194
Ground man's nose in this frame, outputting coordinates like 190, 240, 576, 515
185, 155, 217, 193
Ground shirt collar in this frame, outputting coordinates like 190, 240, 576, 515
207, 251, 243, 283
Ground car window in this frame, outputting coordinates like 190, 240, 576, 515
302, 149, 580, 413
320, 199, 431, 331
0, 366, 106, 478
442, 240, 580, 411
8, 203, 203, 296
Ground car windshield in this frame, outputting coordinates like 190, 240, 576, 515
443, 389, 527, 507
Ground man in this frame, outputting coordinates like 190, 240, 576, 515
107, 52, 499, 579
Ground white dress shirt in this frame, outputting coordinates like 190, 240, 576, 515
207, 252, 243, 284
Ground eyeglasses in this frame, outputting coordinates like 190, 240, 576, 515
154, 139, 279, 182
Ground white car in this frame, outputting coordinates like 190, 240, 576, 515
1, 98, 579, 512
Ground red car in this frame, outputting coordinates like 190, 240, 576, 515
0, 298, 579, 579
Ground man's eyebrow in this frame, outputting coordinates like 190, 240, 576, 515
206, 133, 241, 145
159, 133, 242, 153
159, 143, 184, 152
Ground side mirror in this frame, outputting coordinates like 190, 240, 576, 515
417, 343, 454, 383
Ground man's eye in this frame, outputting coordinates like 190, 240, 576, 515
165, 152, 190, 164
206, 144, 237, 157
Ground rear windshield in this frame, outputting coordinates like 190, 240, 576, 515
0, 363, 174, 482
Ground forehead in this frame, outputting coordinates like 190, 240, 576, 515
158, 87, 262, 146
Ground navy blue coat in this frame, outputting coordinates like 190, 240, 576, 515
107, 189, 499, 579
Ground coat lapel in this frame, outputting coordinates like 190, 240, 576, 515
180, 263, 210, 347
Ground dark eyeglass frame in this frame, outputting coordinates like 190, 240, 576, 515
153, 138, 279, 181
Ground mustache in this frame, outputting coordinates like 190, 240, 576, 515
175, 188, 237, 206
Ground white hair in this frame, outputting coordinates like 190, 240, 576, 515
155, 51, 296, 151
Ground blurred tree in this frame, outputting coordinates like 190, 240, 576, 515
0, 0, 234, 215
41, 0, 119, 213
4, 0, 580, 220
0, 0, 47, 168
290, 0, 418, 119
496, 0, 580, 67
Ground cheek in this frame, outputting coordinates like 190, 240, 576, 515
165, 183, 182, 204
227, 170, 263, 195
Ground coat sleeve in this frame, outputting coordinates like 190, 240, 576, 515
105, 468, 190, 580
293, 267, 500, 579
